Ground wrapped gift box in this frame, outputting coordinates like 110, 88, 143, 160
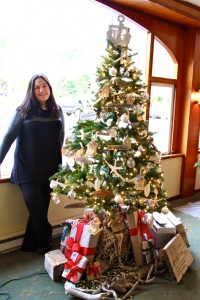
86, 261, 102, 281
60, 222, 72, 253
127, 210, 143, 266
165, 210, 190, 247
149, 212, 176, 248
84, 207, 104, 223
44, 249, 67, 281
62, 251, 88, 284
70, 220, 101, 262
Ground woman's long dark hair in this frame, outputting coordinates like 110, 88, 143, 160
17, 74, 60, 119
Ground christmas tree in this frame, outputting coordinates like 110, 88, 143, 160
50, 15, 169, 218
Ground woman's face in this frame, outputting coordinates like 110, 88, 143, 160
34, 78, 50, 107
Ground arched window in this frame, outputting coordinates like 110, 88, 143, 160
0, 0, 148, 178
149, 38, 178, 154
152, 39, 178, 79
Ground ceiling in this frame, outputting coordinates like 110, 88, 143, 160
96, 0, 200, 28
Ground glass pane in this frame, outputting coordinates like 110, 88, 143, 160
0, 103, 16, 178
0, 0, 148, 178
148, 83, 174, 154
152, 40, 177, 79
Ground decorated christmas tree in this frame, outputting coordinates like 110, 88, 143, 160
50, 15, 169, 218
45, 16, 194, 298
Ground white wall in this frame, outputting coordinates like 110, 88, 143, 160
161, 156, 182, 197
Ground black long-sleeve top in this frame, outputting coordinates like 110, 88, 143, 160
0, 108, 65, 184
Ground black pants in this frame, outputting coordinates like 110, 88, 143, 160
19, 182, 52, 251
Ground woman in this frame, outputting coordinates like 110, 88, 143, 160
0, 74, 65, 254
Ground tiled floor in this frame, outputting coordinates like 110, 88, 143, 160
1, 194, 200, 299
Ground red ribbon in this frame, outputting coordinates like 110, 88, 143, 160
65, 237, 81, 259
86, 262, 102, 280
128, 210, 152, 241
64, 253, 85, 283
129, 227, 138, 236
71, 220, 96, 257
66, 217, 98, 260
79, 246, 96, 256
75, 221, 88, 243
138, 211, 152, 240
82, 211, 94, 222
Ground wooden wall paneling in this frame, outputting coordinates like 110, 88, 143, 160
95, 0, 200, 27
180, 28, 200, 196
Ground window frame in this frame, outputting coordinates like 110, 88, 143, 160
145, 33, 178, 155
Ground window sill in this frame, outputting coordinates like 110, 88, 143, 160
0, 177, 10, 183
161, 153, 184, 160
0, 153, 184, 184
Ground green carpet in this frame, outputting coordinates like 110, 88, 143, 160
0, 208, 200, 299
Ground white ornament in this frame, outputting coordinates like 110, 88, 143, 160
51, 194, 60, 204
94, 178, 102, 191
138, 145, 144, 152
131, 137, 137, 144
120, 113, 129, 123
50, 180, 59, 189
114, 194, 123, 203
124, 70, 130, 77
161, 206, 169, 214
134, 150, 141, 157
100, 169, 106, 175
118, 121, 128, 129
68, 190, 76, 199
109, 128, 117, 138
109, 66, 117, 76
50, 180, 66, 190
66, 157, 75, 167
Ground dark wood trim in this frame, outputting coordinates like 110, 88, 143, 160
150, 77, 177, 84
0, 178, 10, 183
161, 153, 184, 160
149, 0, 200, 19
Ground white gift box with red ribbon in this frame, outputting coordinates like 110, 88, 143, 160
62, 251, 88, 284
127, 210, 143, 266
69, 219, 100, 262
127, 209, 153, 266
